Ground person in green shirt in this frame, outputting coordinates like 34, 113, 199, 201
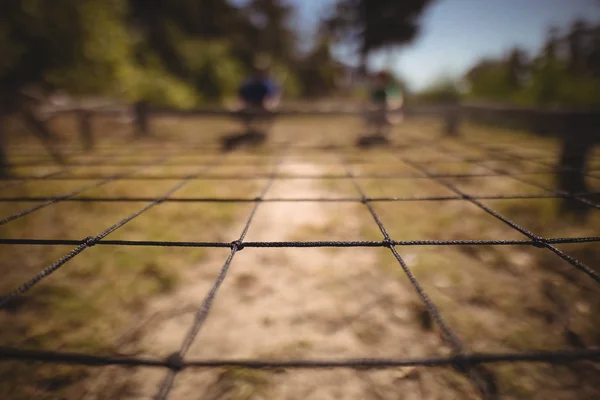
365, 70, 403, 137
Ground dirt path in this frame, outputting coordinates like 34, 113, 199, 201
85, 159, 460, 400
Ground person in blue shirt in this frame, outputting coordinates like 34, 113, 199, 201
239, 69, 279, 108
237, 62, 280, 136
222, 61, 280, 150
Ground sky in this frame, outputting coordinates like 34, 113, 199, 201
289, 0, 600, 90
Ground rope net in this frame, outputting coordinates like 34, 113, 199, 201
1, 116, 599, 399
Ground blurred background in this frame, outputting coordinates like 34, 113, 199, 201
1, 1, 600, 400
1, 0, 599, 112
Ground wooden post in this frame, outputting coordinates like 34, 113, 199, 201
78, 110, 93, 151
557, 114, 595, 195
0, 115, 8, 177
134, 101, 149, 138
557, 113, 598, 213
445, 104, 461, 136
20, 107, 66, 165
558, 136, 589, 194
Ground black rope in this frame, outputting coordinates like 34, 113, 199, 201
445, 142, 600, 211
3, 170, 600, 181
154, 153, 285, 400
0, 154, 176, 226
0, 146, 146, 190
2, 237, 600, 248
5, 152, 597, 168
0, 169, 64, 190
0, 177, 125, 226
2, 132, 599, 399
0, 156, 225, 309
341, 159, 499, 399
1, 346, 598, 369
396, 155, 600, 285
344, 162, 463, 347
471, 141, 600, 181
5, 192, 600, 203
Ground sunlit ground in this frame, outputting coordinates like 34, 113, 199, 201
1, 114, 599, 399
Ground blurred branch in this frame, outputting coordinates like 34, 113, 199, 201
326, 0, 435, 70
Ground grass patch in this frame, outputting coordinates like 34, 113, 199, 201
0, 116, 263, 399
3, 115, 599, 399
341, 121, 600, 398
201, 368, 272, 400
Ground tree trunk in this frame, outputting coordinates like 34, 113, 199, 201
557, 115, 598, 214
134, 101, 150, 138
558, 134, 590, 194
20, 107, 66, 165
0, 115, 9, 177
78, 110, 94, 151
444, 105, 461, 137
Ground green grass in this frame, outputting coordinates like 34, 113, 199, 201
0, 116, 261, 399
337, 121, 600, 399
2, 114, 599, 399
200, 367, 272, 400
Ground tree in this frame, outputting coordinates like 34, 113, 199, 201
1, 0, 135, 101
587, 24, 600, 78
0, 0, 137, 168
128, 0, 302, 102
417, 77, 462, 104
464, 19, 600, 109
297, 37, 340, 98
567, 19, 587, 75
327, 0, 435, 70
246, 0, 297, 63
466, 59, 513, 101
543, 26, 560, 61
506, 48, 528, 89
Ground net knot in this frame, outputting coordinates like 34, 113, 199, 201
166, 352, 184, 371
531, 237, 547, 248
382, 238, 395, 248
231, 240, 245, 251
450, 354, 473, 373
84, 236, 98, 247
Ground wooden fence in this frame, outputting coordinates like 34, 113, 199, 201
4, 102, 599, 195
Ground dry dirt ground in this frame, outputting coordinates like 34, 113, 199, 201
2, 115, 600, 400
84, 160, 475, 400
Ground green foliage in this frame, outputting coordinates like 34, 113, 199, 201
557, 75, 600, 108
297, 39, 340, 97
179, 39, 244, 101
0, 0, 366, 106
467, 61, 515, 101
246, 0, 297, 63
529, 58, 600, 109
271, 63, 301, 97
1, 0, 133, 93
417, 77, 463, 104
129, 64, 199, 108
327, 0, 435, 61
464, 20, 600, 110
0, 21, 24, 78
44, 0, 134, 95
